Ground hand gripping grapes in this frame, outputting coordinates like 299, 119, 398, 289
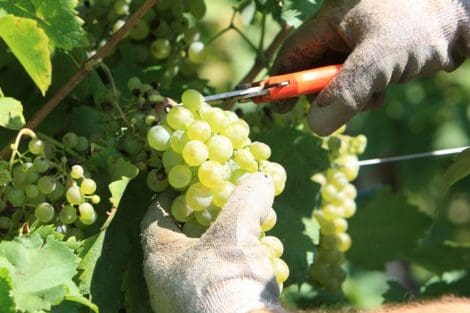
141, 173, 286, 313
271, 0, 470, 136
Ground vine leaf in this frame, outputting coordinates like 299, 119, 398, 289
0, 0, 87, 50
0, 267, 15, 312
277, 0, 324, 28
441, 148, 470, 192
0, 234, 97, 313
0, 14, 51, 95
347, 189, 433, 270
256, 127, 329, 284
409, 241, 470, 274
0, 96, 25, 130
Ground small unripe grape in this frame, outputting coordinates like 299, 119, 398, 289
48, 182, 65, 202
147, 170, 169, 192
35, 202, 55, 223
147, 125, 172, 151
188, 41, 205, 64
63, 132, 78, 148
151, 39, 171, 60
33, 157, 49, 173
261, 210, 277, 232
75, 137, 89, 152
29, 139, 45, 155
37, 176, 56, 195
171, 195, 193, 222
182, 141, 208, 166
168, 165, 192, 189
6, 188, 25, 207
162, 149, 184, 171
25, 185, 40, 199
66, 185, 83, 205
60, 206, 77, 224
80, 178, 97, 195
130, 20, 149, 40
181, 89, 204, 111
91, 195, 101, 204
71, 165, 84, 179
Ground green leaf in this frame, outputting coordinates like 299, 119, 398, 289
78, 232, 105, 295
0, 0, 87, 50
0, 267, 15, 312
0, 234, 83, 313
278, 0, 324, 28
0, 14, 51, 95
441, 148, 470, 192
302, 217, 320, 245
256, 127, 329, 284
0, 160, 11, 186
409, 241, 470, 274
109, 177, 131, 208
347, 189, 433, 270
0, 96, 25, 130
108, 157, 140, 182
239, 0, 257, 25
422, 273, 470, 298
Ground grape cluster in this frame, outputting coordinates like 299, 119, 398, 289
308, 129, 367, 292
0, 131, 100, 239
146, 89, 289, 287
80, 0, 207, 86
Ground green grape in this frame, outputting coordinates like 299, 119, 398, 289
336, 155, 359, 181
168, 165, 192, 189
11, 165, 27, 189
212, 180, 234, 207
6, 188, 25, 207
187, 120, 211, 142
261, 210, 277, 232
186, 182, 212, 211
198, 161, 225, 189
48, 182, 65, 202
320, 184, 338, 203
171, 195, 193, 222
336, 233, 352, 252
317, 248, 344, 265
25, 170, 39, 185
167, 106, 194, 130
76, 137, 89, 152
37, 176, 56, 195
343, 184, 357, 199
127, 76, 142, 91
234, 149, 258, 172
182, 219, 207, 238
162, 149, 184, 171
79, 203, 96, 225
187, 41, 205, 64
206, 135, 233, 163
261, 236, 284, 259
91, 195, 101, 204
259, 161, 287, 196
194, 206, 219, 226
311, 173, 327, 186
351, 135, 367, 155
71, 165, 84, 179
25, 185, 40, 199
130, 20, 150, 40
29, 138, 45, 155
122, 135, 143, 155
35, 202, 55, 223
272, 258, 289, 284
151, 38, 171, 60
147, 169, 169, 192
182, 140, 208, 166
186, 0, 206, 19
170, 130, 189, 153
222, 120, 249, 149
342, 198, 357, 218
320, 235, 337, 250
181, 89, 204, 111
183, 28, 200, 44
250, 142, 271, 161
147, 125, 172, 151
66, 185, 83, 205
201, 108, 228, 134
60, 205, 77, 224
0, 216, 11, 230
33, 157, 49, 173
145, 115, 157, 126
80, 178, 97, 195
322, 204, 344, 220
328, 171, 349, 190
309, 262, 330, 283
113, 0, 129, 15
333, 218, 348, 234
63, 132, 79, 148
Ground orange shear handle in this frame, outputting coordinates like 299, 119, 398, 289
254, 64, 343, 103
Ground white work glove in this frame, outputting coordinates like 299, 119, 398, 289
140, 173, 285, 313
272, 0, 470, 135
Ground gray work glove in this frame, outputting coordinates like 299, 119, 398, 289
140, 173, 285, 313
272, 0, 470, 135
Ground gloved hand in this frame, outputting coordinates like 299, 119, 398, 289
140, 173, 285, 313
272, 0, 470, 136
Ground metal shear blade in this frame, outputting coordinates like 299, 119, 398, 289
203, 85, 268, 104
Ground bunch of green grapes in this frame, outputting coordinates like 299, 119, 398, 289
308, 129, 367, 292
0, 130, 100, 239
80, 0, 207, 85
146, 89, 289, 287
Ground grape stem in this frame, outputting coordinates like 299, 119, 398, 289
8, 128, 37, 167
98, 63, 132, 128
0, 0, 160, 160
37, 133, 93, 169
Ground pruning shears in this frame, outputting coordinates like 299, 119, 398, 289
203, 64, 343, 105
